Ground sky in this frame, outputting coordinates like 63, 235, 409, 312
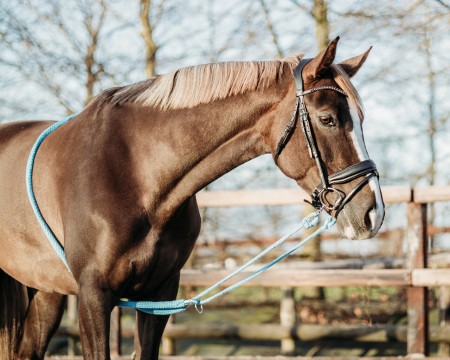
0, 0, 449, 247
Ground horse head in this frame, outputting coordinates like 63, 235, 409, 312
274, 37, 385, 240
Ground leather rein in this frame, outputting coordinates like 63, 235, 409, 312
275, 59, 379, 216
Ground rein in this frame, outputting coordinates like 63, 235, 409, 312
120, 211, 335, 315
275, 59, 379, 216
25, 115, 336, 315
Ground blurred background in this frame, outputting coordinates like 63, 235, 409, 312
1, 0, 449, 357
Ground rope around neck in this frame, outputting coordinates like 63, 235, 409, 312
26, 114, 78, 272
26, 114, 336, 315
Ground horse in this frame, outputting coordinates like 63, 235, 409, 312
0, 37, 384, 359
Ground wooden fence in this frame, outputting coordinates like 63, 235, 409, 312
49, 185, 450, 359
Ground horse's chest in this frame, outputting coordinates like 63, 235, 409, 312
122, 200, 201, 298
121, 234, 197, 298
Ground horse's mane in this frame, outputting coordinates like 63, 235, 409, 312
98, 55, 303, 110
98, 55, 363, 118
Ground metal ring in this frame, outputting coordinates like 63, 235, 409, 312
194, 302, 204, 314
319, 188, 345, 211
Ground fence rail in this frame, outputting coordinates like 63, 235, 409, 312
194, 185, 417, 207
194, 184, 450, 207
46, 357, 440, 360
53, 185, 450, 358
180, 268, 450, 288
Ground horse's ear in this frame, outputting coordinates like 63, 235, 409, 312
304, 36, 340, 79
338, 47, 372, 78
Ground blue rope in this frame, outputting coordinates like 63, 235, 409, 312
26, 114, 336, 316
189, 211, 321, 303
26, 114, 78, 272
118, 299, 189, 316
190, 215, 335, 307
118, 212, 335, 315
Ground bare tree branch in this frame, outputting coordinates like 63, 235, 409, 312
432, 0, 450, 10
258, 0, 284, 58
140, 0, 158, 78
288, 0, 313, 16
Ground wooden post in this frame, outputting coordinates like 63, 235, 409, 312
162, 315, 176, 355
406, 202, 429, 356
280, 288, 296, 355
67, 295, 78, 355
438, 287, 450, 356
301, 205, 324, 300
110, 307, 122, 356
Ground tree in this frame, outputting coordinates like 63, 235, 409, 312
139, 0, 165, 78
0, 0, 138, 118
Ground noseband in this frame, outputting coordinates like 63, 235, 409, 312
275, 59, 379, 216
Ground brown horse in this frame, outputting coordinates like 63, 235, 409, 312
0, 37, 384, 359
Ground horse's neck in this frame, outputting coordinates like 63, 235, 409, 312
127, 80, 293, 224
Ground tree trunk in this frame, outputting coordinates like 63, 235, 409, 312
139, 0, 158, 78
313, 0, 330, 52
83, 0, 107, 105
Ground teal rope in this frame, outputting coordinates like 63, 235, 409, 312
190, 215, 335, 307
118, 299, 189, 316
189, 211, 321, 303
118, 212, 335, 315
26, 114, 337, 316
26, 114, 78, 272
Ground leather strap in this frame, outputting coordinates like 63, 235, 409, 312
332, 172, 379, 215
329, 160, 378, 185
294, 58, 311, 93
275, 57, 379, 215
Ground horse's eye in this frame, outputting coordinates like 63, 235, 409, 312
318, 115, 335, 127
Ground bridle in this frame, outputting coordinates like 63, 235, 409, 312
275, 59, 379, 216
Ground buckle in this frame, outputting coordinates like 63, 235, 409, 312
309, 188, 324, 210
320, 187, 345, 211
308, 187, 345, 212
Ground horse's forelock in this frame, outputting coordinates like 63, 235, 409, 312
330, 64, 365, 121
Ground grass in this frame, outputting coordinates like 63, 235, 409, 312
47, 285, 449, 356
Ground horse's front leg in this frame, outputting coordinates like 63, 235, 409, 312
134, 273, 180, 360
77, 272, 116, 360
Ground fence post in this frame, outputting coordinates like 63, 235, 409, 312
162, 315, 176, 355
110, 306, 122, 356
438, 287, 450, 355
280, 287, 296, 355
406, 202, 429, 355
67, 295, 78, 355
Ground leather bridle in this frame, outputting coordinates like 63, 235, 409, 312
275, 59, 379, 216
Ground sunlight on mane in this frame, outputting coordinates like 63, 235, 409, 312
108, 55, 303, 110
99, 56, 363, 116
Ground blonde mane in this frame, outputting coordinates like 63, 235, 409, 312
99, 56, 363, 118
104, 55, 303, 110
